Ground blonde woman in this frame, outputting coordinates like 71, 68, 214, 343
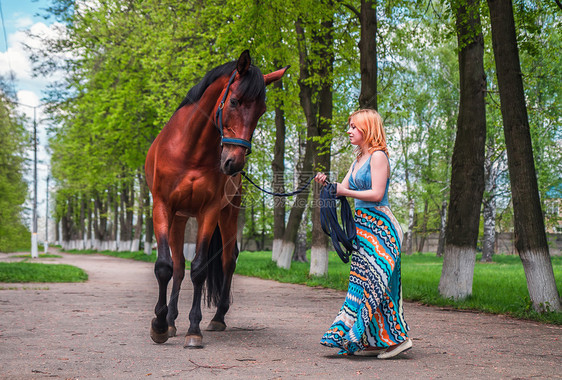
315, 109, 412, 359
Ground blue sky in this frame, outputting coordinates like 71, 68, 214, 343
0, 0, 52, 52
0, 0, 54, 93
1, 0, 56, 232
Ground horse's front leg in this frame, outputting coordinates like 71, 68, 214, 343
166, 215, 188, 337
207, 206, 240, 331
185, 214, 219, 348
150, 201, 173, 344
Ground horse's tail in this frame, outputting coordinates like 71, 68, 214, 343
206, 225, 224, 307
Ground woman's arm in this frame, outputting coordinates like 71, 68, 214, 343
336, 151, 388, 202
314, 164, 353, 192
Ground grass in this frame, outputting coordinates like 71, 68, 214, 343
60, 247, 562, 325
14, 253, 62, 258
63, 248, 158, 263
235, 251, 562, 325
0, 262, 88, 283
401, 253, 562, 323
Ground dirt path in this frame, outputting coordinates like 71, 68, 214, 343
0, 250, 560, 379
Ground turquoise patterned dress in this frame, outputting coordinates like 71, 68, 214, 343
320, 152, 409, 355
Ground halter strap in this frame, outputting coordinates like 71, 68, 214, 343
214, 70, 252, 155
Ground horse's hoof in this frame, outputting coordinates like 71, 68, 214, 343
206, 320, 226, 331
168, 325, 177, 337
184, 334, 203, 349
150, 327, 169, 344
150, 318, 169, 344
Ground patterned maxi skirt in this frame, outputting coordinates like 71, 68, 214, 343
320, 206, 409, 355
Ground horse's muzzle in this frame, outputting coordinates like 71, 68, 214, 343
220, 153, 246, 175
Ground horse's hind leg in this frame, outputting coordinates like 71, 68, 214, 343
150, 201, 173, 344
185, 215, 218, 348
166, 215, 188, 337
207, 243, 238, 331
207, 207, 240, 331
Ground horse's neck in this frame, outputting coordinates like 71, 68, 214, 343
175, 79, 227, 154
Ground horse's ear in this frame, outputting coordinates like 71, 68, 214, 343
236, 50, 251, 76
264, 66, 290, 86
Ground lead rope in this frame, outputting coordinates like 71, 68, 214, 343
319, 182, 358, 263
241, 171, 357, 263
240, 170, 314, 197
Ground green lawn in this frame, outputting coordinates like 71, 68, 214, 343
13, 253, 62, 258
63, 248, 157, 262
0, 262, 88, 283
61, 247, 562, 324
234, 251, 562, 325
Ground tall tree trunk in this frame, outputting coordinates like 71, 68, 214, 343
439, 0, 487, 300
132, 172, 144, 252
61, 198, 72, 250
183, 218, 197, 261
119, 179, 134, 251
93, 191, 109, 250
401, 125, 414, 255
110, 187, 118, 251
143, 179, 153, 255
417, 199, 429, 253
55, 217, 60, 246
405, 199, 415, 255
481, 141, 498, 262
437, 200, 447, 257
278, 147, 313, 268
310, 11, 334, 276
358, 0, 377, 110
487, 0, 561, 312
271, 77, 286, 262
86, 197, 93, 250
293, 205, 309, 262
79, 195, 86, 250
277, 17, 317, 270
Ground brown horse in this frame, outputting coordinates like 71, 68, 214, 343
145, 50, 287, 348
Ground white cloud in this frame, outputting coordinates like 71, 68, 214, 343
17, 90, 41, 115
0, 21, 66, 96
0, 21, 66, 222
15, 17, 34, 29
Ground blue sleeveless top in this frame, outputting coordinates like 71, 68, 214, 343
349, 152, 390, 208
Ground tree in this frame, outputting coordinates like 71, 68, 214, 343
0, 90, 30, 252
310, 6, 335, 276
487, 0, 561, 312
439, 0, 487, 300
271, 78, 287, 261
357, 0, 378, 110
277, 15, 320, 270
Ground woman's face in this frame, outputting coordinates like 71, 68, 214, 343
347, 119, 364, 146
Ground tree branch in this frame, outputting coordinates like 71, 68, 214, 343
339, 2, 360, 19
555, 0, 562, 11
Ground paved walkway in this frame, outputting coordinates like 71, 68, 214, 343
0, 250, 560, 379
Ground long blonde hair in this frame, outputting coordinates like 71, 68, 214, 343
348, 109, 389, 159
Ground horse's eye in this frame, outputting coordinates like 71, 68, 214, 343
230, 98, 239, 107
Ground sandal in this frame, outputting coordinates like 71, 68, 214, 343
377, 338, 412, 359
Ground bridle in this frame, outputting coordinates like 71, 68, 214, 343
214, 70, 252, 155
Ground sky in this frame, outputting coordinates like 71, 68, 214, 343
1, 0, 58, 236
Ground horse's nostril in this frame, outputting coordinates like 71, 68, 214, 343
224, 158, 233, 172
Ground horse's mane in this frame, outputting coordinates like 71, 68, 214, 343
176, 61, 266, 111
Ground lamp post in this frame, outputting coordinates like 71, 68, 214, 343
45, 174, 49, 254
31, 106, 38, 258
15, 102, 44, 258
17, 101, 42, 259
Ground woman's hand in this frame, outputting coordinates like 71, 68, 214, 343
314, 172, 328, 186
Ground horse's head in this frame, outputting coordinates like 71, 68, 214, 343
217, 50, 288, 175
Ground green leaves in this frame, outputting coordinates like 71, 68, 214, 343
33, 0, 560, 244
0, 92, 31, 252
